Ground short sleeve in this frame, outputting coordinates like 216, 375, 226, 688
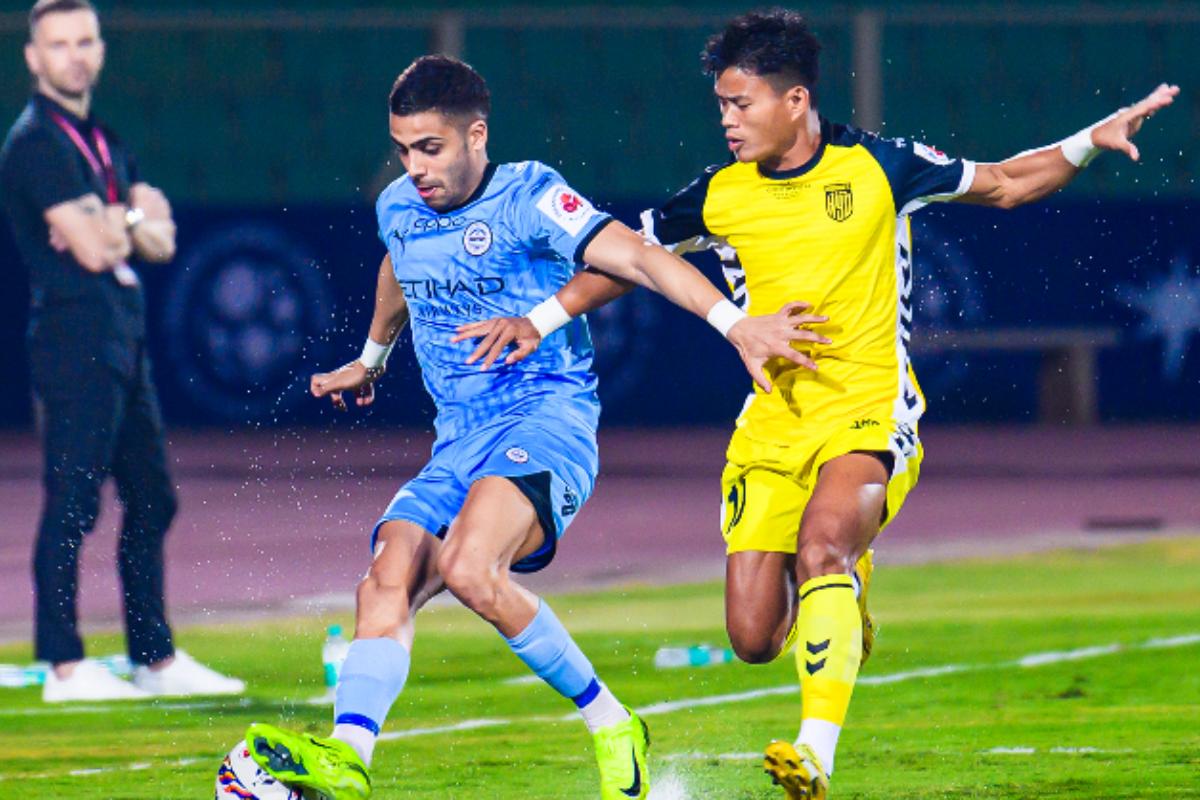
523, 167, 613, 264
6, 132, 95, 212
863, 136, 976, 216
642, 166, 718, 246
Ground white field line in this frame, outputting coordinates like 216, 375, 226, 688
0, 696, 254, 717
0, 632, 1195, 783
984, 746, 1134, 755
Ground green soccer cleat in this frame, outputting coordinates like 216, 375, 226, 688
245, 722, 371, 800
856, 548, 876, 666
594, 708, 650, 799
764, 740, 828, 800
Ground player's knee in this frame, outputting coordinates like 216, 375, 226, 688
437, 549, 502, 619
726, 613, 781, 664
798, 513, 857, 578
354, 573, 411, 639
728, 629, 779, 664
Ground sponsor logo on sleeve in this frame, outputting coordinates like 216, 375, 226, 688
506, 447, 530, 464
535, 183, 599, 237
914, 142, 953, 165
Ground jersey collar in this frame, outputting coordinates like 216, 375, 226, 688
436, 161, 498, 215
757, 116, 833, 181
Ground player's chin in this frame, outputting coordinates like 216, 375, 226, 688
731, 144, 758, 163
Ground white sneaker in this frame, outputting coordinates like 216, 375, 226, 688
132, 650, 245, 697
43, 659, 150, 703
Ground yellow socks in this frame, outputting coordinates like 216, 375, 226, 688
794, 573, 862, 773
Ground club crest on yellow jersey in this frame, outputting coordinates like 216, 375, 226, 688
824, 182, 853, 222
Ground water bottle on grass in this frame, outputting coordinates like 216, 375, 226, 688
654, 644, 734, 669
320, 625, 350, 700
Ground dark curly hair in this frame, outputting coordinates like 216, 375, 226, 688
702, 9, 821, 102
389, 55, 491, 121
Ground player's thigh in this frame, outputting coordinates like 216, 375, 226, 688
721, 465, 807, 657
440, 476, 543, 575
721, 463, 807, 556
456, 413, 598, 575
796, 451, 890, 580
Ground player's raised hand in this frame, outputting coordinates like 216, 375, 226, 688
310, 360, 381, 411
726, 301, 831, 393
451, 316, 543, 370
1093, 83, 1180, 162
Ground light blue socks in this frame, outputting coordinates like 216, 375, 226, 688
505, 601, 629, 733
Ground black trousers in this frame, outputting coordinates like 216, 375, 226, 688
31, 344, 178, 666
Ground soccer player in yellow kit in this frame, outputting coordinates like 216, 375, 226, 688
457, 9, 1178, 798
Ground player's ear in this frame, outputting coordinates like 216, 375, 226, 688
466, 118, 488, 152
785, 85, 810, 120
24, 40, 39, 76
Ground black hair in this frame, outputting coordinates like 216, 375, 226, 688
702, 8, 821, 102
29, 0, 96, 36
388, 55, 491, 121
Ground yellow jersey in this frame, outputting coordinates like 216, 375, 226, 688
646, 118, 975, 446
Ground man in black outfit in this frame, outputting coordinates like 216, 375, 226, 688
0, 0, 242, 702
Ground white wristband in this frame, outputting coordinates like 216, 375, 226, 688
706, 298, 747, 338
525, 296, 572, 338
358, 337, 394, 369
1059, 111, 1118, 168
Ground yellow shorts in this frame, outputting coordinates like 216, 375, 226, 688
719, 416, 922, 554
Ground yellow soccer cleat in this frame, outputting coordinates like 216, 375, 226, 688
594, 708, 650, 799
764, 740, 828, 800
856, 548, 876, 666
246, 722, 371, 800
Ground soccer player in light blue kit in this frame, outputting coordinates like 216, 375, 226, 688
245, 55, 826, 800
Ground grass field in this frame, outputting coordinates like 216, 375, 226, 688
1, 537, 1198, 799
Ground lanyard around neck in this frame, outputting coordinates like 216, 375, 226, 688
49, 110, 118, 204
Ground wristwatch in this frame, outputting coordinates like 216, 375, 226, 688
124, 206, 146, 230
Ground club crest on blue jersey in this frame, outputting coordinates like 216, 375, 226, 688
506, 447, 530, 464
463, 221, 492, 256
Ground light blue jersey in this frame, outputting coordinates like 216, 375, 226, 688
374, 161, 613, 571
376, 160, 612, 443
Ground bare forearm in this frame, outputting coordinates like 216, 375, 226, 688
582, 222, 723, 319
961, 84, 1179, 210
130, 219, 176, 262
557, 267, 637, 316
964, 148, 1078, 210
367, 259, 409, 345
626, 238, 724, 318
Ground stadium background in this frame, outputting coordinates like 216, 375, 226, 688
0, 4, 1197, 796
0, 1, 1197, 429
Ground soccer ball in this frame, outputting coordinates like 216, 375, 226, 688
215, 740, 303, 799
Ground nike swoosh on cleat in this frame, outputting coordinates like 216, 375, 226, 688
620, 750, 642, 797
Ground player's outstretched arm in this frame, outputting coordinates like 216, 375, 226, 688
451, 267, 634, 370
959, 83, 1179, 209
581, 221, 830, 392
311, 254, 409, 411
